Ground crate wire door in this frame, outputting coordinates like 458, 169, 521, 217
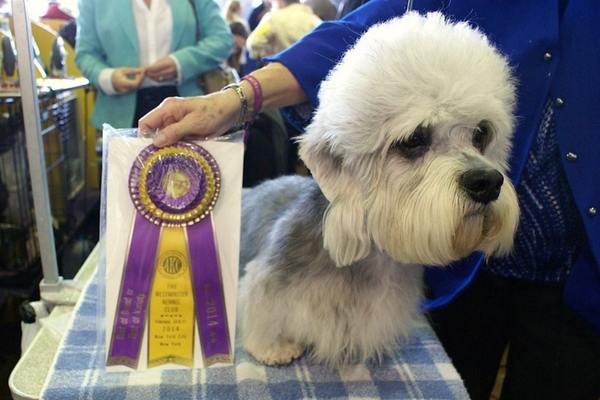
0, 91, 87, 284
0, 99, 38, 283
2, 0, 90, 290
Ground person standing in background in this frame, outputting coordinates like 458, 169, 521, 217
248, 0, 271, 31
41, 0, 74, 21
223, 0, 250, 74
223, 0, 250, 30
227, 21, 249, 74
75, 0, 232, 129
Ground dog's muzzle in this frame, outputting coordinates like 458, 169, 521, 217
460, 168, 504, 204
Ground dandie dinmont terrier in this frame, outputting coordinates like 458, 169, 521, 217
239, 12, 520, 367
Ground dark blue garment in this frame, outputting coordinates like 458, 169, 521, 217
486, 99, 585, 283
266, 0, 600, 331
248, 2, 267, 31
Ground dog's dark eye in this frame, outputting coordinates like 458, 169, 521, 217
391, 125, 432, 159
473, 120, 493, 153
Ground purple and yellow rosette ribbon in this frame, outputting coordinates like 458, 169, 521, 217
107, 142, 231, 369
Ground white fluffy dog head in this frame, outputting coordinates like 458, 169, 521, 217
299, 12, 520, 267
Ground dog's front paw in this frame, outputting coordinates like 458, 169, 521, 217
245, 337, 305, 366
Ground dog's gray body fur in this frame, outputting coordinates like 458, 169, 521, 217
239, 176, 423, 366
236, 12, 520, 367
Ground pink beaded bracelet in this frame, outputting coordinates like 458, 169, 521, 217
242, 75, 263, 122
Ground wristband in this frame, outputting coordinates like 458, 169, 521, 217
242, 75, 263, 122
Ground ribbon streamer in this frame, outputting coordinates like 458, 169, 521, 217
147, 226, 195, 368
188, 216, 232, 365
106, 214, 159, 368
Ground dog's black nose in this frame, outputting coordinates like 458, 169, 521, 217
460, 168, 504, 204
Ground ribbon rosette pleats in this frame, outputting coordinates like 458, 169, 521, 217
107, 142, 231, 368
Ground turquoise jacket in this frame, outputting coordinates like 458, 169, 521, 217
75, 0, 232, 128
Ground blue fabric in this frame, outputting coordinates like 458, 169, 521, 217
565, 246, 600, 333
266, 0, 600, 331
486, 99, 585, 283
41, 273, 469, 399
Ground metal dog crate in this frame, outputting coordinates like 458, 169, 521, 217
0, 86, 89, 285
0, 97, 38, 284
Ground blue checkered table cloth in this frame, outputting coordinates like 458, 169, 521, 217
41, 272, 468, 400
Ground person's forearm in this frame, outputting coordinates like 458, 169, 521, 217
240, 62, 307, 116
142, 61, 309, 146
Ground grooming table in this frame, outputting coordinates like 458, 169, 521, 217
41, 271, 469, 400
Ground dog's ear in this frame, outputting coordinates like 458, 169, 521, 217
299, 135, 371, 267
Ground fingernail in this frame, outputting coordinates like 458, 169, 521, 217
154, 133, 167, 147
